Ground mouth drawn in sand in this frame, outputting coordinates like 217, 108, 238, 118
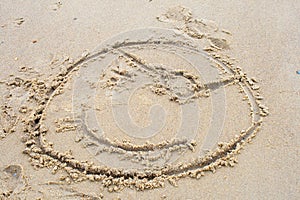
21, 6, 269, 191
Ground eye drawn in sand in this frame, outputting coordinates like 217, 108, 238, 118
21, 6, 268, 191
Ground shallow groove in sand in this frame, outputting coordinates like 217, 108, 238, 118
22, 6, 269, 191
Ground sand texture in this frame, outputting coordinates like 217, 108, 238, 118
0, 1, 299, 199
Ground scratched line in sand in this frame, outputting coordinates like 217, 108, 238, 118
21, 6, 269, 191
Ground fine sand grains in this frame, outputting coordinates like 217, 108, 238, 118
4, 6, 269, 192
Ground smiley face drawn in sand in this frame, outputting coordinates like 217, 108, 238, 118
22, 7, 268, 191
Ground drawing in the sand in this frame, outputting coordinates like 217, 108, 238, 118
21, 6, 268, 191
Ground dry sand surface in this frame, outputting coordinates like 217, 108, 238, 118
0, 1, 299, 199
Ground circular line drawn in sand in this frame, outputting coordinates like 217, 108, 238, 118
71, 28, 227, 169
22, 15, 269, 191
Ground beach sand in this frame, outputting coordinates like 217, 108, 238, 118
0, 1, 299, 199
